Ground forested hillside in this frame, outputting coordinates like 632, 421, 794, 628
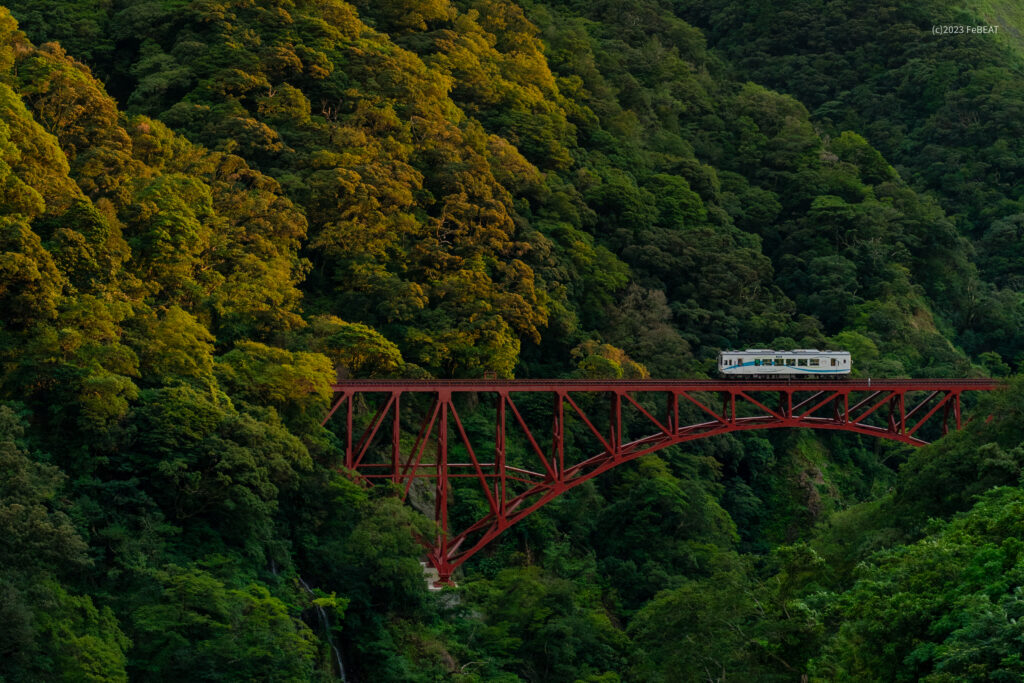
0, 0, 1022, 680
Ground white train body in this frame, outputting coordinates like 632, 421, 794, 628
718, 349, 851, 377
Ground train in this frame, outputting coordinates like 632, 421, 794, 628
718, 349, 851, 377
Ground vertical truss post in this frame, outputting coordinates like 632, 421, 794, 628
434, 391, 453, 586
899, 391, 906, 435
345, 394, 354, 469
611, 391, 622, 459
667, 391, 679, 434
942, 397, 951, 435
553, 392, 565, 479
955, 392, 962, 430
496, 393, 506, 515
392, 392, 401, 483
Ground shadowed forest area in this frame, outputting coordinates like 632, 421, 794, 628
1, 0, 1024, 680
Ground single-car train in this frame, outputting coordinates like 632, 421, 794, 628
718, 349, 851, 377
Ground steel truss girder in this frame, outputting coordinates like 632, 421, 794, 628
322, 379, 1001, 585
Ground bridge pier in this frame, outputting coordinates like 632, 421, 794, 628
428, 553, 456, 588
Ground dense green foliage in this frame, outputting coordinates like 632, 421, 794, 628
0, 0, 1023, 679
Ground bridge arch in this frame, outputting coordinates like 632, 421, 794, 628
324, 379, 1000, 585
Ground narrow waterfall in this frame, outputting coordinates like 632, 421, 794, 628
298, 577, 347, 682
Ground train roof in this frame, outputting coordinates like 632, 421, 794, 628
720, 349, 850, 355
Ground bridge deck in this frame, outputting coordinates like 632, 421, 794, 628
332, 378, 1005, 391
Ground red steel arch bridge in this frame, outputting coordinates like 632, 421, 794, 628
322, 378, 1003, 585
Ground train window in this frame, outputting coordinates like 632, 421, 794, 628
831, 358, 837, 366
754, 359, 761, 366
774, 359, 784, 366
786, 359, 796, 366
738, 358, 743, 365
810, 359, 820, 366
798, 359, 808, 366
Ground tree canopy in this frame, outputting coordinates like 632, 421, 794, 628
0, 0, 1023, 678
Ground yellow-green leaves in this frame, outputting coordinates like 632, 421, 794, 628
0, 216, 63, 326
302, 315, 405, 377
130, 306, 216, 389
125, 174, 217, 301
215, 341, 334, 423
